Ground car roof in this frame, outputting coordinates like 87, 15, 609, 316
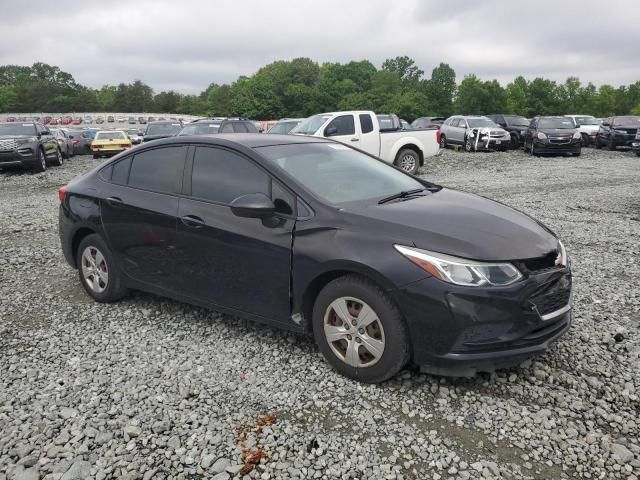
147, 133, 333, 148
148, 120, 182, 125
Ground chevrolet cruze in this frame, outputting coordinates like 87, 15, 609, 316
58, 134, 572, 382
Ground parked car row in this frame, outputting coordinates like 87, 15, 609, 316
437, 113, 640, 156
3, 115, 189, 126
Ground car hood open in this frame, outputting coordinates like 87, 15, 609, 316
342, 188, 558, 261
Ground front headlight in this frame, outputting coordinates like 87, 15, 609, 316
613, 129, 627, 134
15, 137, 36, 145
537, 132, 547, 140
556, 240, 569, 267
573, 132, 581, 139
394, 245, 523, 287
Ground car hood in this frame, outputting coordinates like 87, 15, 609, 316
0, 134, 31, 139
341, 188, 558, 261
577, 125, 599, 133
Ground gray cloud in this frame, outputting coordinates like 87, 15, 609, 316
0, 0, 637, 93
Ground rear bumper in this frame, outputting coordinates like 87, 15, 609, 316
393, 268, 572, 376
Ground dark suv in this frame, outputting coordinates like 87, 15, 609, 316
524, 117, 581, 156
142, 120, 184, 142
179, 119, 260, 136
0, 122, 63, 172
486, 115, 531, 148
595, 116, 640, 151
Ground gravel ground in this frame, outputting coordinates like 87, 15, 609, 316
0, 147, 638, 480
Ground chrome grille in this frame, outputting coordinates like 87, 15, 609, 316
548, 136, 571, 144
0, 139, 18, 151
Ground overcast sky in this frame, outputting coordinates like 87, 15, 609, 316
1, 0, 637, 94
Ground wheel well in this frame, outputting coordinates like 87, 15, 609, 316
396, 144, 424, 166
71, 227, 96, 267
300, 270, 392, 332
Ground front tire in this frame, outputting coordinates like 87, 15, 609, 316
33, 147, 46, 172
608, 137, 616, 151
464, 135, 474, 152
76, 234, 128, 302
394, 148, 419, 175
312, 275, 410, 383
581, 133, 590, 147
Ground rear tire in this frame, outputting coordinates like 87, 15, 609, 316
594, 136, 602, 149
394, 148, 419, 175
439, 134, 447, 149
312, 275, 410, 383
76, 234, 128, 302
52, 148, 63, 167
581, 133, 590, 147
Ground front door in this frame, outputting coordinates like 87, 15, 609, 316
324, 114, 360, 148
175, 146, 294, 322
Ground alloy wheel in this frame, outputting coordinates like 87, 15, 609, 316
399, 153, 417, 173
81, 246, 109, 293
323, 297, 385, 368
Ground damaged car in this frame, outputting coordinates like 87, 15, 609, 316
439, 116, 511, 152
58, 134, 572, 382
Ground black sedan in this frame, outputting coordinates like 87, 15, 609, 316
58, 135, 572, 382
595, 116, 640, 151
524, 117, 581, 156
142, 120, 183, 142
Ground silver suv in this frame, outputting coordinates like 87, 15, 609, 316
440, 115, 511, 151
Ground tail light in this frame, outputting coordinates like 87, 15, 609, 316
436, 129, 441, 145
58, 186, 67, 203
72, 139, 79, 145
93, 144, 102, 149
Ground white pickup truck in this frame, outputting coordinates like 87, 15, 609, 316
291, 111, 440, 174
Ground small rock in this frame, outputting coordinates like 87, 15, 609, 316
60, 461, 91, 480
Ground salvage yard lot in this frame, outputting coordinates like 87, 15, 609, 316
0, 149, 638, 479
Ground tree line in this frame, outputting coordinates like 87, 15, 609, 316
1, 58, 640, 120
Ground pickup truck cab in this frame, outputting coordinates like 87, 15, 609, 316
292, 111, 440, 174
565, 115, 601, 147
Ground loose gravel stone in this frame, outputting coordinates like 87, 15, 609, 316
0, 149, 638, 479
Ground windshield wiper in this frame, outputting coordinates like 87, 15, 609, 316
378, 188, 426, 204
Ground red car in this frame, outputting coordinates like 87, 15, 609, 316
61, 116, 73, 125
43, 116, 52, 125
6, 116, 16, 122
49, 118, 59, 125
72, 117, 83, 125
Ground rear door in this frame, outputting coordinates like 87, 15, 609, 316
100, 145, 188, 292
357, 113, 380, 156
174, 145, 295, 322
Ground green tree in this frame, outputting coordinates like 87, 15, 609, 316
382, 56, 424, 86
427, 63, 456, 116
154, 90, 181, 113
0, 85, 17, 112
505, 76, 529, 114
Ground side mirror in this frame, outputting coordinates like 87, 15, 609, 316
230, 193, 275, 218
602, 122, 610, 127
324, 126, 338, 137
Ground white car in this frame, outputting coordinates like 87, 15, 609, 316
439, 116, 512, 152
564, 115, 600, 147
292, 110, 440, 174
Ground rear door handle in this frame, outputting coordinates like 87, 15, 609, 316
350, 138, 359, 142
106, 196, 123, 206
181, 215, 205, 228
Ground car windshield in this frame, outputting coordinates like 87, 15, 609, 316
95, 131, 126, 140
146, 123, 182, 135
573, 116, 599, 126
613, 116, 640, 126
0, 123, 37, 136
291, 115, 332, 135
467, 118, 497, 128
539, 118, 574, 129
257, 142, 424, 205
268, 121, 299, 134
126, 130, 138, 135
179, 123, 220, 135
505, 116, 529, 126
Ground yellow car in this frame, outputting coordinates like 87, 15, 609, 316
91, 130, 132, 158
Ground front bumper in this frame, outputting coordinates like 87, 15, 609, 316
612, 134, 636, 147
471, 136, 512, 150
533, 138, 581, 154
394, 267, 572, 376
632, 141, 640, 154
0, 147, 37, 168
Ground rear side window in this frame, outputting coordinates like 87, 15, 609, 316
191, 147, 269, 204
232, 122, 248, 133
359, 114, 374, 134
220, 123, 233, 133
326, 115, 355, 136
128, 146, 187, 193
244, 122, 259, 133
111, 157, 131, 184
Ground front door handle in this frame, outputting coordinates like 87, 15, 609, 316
350, 138, 359, 142
181, 215, 205, 228
106, 196, 123, 206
